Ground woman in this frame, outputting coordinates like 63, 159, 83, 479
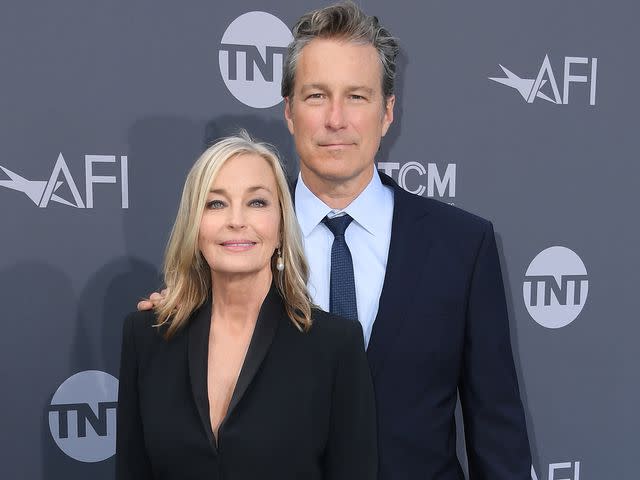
116, 132, 377, 479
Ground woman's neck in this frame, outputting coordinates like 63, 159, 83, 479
210, 269, 272, 331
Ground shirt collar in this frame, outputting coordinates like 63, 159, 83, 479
294, 167, 388, 237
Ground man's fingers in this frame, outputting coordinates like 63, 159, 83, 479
136, 290, 168, 311
149, 292, 163, 302
137, 299, 153, 311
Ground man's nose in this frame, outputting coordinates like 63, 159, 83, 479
325, 99, 347, 130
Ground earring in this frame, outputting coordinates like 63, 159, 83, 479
276, 247, 285, 272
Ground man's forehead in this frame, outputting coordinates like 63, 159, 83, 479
299, 37, 380, 62
294, 39, 383, 90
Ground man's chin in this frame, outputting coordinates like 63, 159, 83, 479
303, 165, 374, 187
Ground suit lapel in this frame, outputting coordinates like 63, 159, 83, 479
224, 286, 281, 418
188, 286, 282, 448
187, 299, 215, 448
366, 173, 433, 379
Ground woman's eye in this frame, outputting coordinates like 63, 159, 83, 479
206, 199, 225, 209
249, 198, 268, 207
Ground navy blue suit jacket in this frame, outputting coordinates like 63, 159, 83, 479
366, 172, 531, 479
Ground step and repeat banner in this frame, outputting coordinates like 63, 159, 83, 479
1, 1, 638, 478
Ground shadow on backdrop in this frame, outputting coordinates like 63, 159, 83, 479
204, 113, 298, 179
377, 47, 407, 167
38, 257, 158, 480
0, 262, 74, 479
495, 231, 539, 471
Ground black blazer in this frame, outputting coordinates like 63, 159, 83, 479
365, 173, 531, 479
116, 286, 377, 480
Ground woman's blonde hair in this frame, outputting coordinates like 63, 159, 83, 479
155, 131, 312, 338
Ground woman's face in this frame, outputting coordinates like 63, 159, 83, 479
198, 153, 281, 280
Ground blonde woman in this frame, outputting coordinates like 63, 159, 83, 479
116, 132, 377, 480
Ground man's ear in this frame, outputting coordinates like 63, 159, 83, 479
381, 94, 395, 137
284, 96, 295, 135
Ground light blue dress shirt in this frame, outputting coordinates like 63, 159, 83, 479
295, 168, 394, 347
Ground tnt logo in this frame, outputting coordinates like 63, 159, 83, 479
0, 153, 128, 208
523, 246, 588, 328
48, 370, 118, 462
378, 162, 456, 198
490, 54, 598, 105
532, 461, 581, 480
219, 11, 293, 108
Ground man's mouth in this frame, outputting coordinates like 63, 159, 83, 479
318, 142, 355, 149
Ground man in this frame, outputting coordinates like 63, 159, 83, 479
141, 2, 531, 478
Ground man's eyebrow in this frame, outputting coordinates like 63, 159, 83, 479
300, 83, 329, 92
209, 185, 273, 194
299, 84, 375, 95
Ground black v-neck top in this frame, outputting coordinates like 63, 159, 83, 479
116, 286, 377, 479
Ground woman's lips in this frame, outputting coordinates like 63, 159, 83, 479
220, 241, 257, 251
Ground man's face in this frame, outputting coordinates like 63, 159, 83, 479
284, 38, 394, 191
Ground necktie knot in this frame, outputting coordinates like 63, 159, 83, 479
322, 214, 353, 238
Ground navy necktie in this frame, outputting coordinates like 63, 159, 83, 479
322, 214, 358, 322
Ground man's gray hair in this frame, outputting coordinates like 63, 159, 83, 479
281, 1, 399, 99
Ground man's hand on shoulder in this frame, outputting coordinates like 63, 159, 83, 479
136, 289, 167, 311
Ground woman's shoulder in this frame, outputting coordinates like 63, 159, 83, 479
121, 309, 171, 347
123, 309, 159, 331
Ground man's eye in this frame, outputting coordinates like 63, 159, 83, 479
350, 94, 365, 100
206, 200, 225, 209
249, 198, 268, 207
307, 93, 324, 100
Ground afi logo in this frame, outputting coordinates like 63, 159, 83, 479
490, 55, 598, 105
48, 370, 119, 462
219, 11, 293, 108
0, 153, 128, 208
523, 246, 589, 328
532, 462, 581, 480
378, 162, 456, 198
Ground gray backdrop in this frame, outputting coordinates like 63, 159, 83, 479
1, 1, 638, 478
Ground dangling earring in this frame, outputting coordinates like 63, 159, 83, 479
276, 247, 285, 272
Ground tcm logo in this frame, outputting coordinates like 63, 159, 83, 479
0, 153, 128, 208
219, 11, 293, 108
48, 370, 119, 462
378, 162, 456, 198
490, 55, 597, 105
532, 461, 581, 480
523, 246, 588, 328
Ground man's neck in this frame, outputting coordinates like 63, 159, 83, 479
300, 166, 375, 210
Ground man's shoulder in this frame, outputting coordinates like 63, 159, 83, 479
380, 170, 491, 234
395, 189, 492, 241
421, 196, 489, 231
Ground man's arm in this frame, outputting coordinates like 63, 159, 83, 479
459, 221, 531, 479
